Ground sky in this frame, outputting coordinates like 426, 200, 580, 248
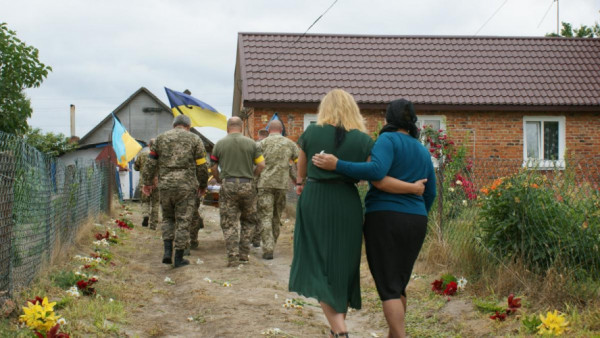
2, 0, 599, 142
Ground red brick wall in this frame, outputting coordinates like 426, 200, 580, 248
246, 108, 600, 160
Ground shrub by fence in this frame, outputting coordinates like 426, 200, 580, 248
0, 131, 110, 300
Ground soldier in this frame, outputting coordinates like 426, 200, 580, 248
256, 120, 299, 259
210, 116, 265, 267
189, 194, 204, 250
142, 115, 208, 268
257, 129, 269, 141
134, 139, 159, 229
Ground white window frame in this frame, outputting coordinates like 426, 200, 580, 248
416, 115, 446, 167
416, 115, 446, 132
304, 114, 318, 130
522, 116, 566, 169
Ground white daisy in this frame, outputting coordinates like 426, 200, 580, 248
57, 318, 67, 326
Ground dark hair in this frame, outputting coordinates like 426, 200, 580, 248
379, 99, 419, 138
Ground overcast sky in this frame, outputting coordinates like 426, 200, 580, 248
2, 0, 598, 141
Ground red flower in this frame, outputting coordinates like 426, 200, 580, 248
443, 281, 458, 296
507, 294, 521, 313
76, 280, 88, 290
47, 324, 70, 338
431, 279, 443, 293
490, 311, 507, 321
27, 296, 44, 305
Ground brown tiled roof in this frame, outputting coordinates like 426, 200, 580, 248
235, 33, 600, 109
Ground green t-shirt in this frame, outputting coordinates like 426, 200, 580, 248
298, 124, 374, 182
212, 133, 263, 179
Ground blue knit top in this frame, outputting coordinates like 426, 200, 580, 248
335, 132, 437, 216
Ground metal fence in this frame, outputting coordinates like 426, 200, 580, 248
0, 131, 110, 300
428, 157, 600, 281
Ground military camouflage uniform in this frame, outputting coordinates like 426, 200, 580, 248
189, 195, 204, 248
211, 133, 263, 264
256, 134, 299, 256
134, 148, 159, 229
143, 128, 208, 250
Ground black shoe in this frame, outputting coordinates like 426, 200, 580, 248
262, 252, 273, 260
198, 218, 204, 229
174, 249, 190, 268
142, 216, 149, 227
162, 240, 173, 264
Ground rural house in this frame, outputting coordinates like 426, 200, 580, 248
232, 33, 600, 166
61, 87, 213, 199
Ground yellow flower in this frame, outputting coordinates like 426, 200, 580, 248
537, 310, 569, 335
19, 297, 60, 333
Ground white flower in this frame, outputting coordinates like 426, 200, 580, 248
66, 287, 80, 298
285, 298, 293, 305
92, 275, 99, 280
455, 180, 463, 186
164, 277, 174, 284
223, 282, 231, 287
95, 258, 102, 263
203, 277, 212, 283
109, 298, 114, 302
187, 317, 194, 322
448, 187, 455, 192
462, 200, 468, 206
457, 277, 468, 291
57, 318, 67, 326
196, 259, 204, 265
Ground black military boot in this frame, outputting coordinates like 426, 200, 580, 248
142, 216, 149, 227
198, 217, 204, 229
173, 249, 190, 268
162, 240, 173, 264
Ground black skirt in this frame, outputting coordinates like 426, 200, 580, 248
364, 211, 428, 301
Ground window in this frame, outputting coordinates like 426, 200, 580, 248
523, 116, 565, 168
416, 115, 446, 132
304, 114, 317, 130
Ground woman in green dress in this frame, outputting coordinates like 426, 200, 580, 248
289, 89, 371, 337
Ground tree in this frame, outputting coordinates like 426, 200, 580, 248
546, 21, 600, 38
0, 22, 52, 135
23, 127, 77, 157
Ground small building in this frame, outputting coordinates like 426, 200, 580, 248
60, 87, 213, 199
232, 33, 600, 165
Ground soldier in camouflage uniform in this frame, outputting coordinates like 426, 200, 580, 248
211, 117, 265, 267
134, 139, 159, 229
256, 120, 299, 259
142, 115, 208, 268
189, 194, 204, 250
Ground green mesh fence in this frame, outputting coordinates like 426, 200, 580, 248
429, 157, 600, 281
0, 131, 110, 300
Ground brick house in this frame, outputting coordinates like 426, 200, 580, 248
232, 33, 600, 165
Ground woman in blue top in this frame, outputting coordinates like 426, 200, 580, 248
313, 99, 436, 338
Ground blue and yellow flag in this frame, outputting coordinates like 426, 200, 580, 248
165, 87, 227, 131
266, 112, 286, 136
111, 113, 142, 169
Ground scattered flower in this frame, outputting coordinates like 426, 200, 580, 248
462, 200, 468, 206
538, 310, 569, 336
57, 318, 67, 326
507, 294, 521, 314
19, 297, 60, 333
203, 277, 212, 283
455, 180, 463, 186
187, 317, 194, 322
66, 287, 80, 298
490, 311, 507, 321
222, 282, 232, 287
164, 277, 175, 285
448, 187, 455, 192
196, 259, 204, 264
457, 277, 468, 291
109, 298, 114, 303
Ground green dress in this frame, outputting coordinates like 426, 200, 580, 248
288, 124, 374, 313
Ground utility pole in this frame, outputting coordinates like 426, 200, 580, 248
556, 0, 560, 35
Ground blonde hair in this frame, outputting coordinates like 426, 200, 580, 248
316, 89, 367, 132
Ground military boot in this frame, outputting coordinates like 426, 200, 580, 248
183, 248, 191, 256
142, 216, 149, 227
173, 249, 190, 268
162, 240, 173, 264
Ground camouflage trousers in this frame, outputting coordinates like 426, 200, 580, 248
190, 195, 204, 246
141, 189, 160, 229
219, 179, 258, 262
257, 188, 287, 255
159, 188, 196, 250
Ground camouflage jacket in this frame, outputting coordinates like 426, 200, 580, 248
134, 148, 149, 173
257, 133, 299, 189
143, 128, 208, 191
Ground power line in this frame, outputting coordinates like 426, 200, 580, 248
473, 0, 510, 36
537, 0, 556, 29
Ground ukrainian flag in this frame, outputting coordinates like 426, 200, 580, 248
111, 113, 142, 168
165, 87, 227, 131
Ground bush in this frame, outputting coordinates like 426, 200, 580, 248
478, 169, 600, 277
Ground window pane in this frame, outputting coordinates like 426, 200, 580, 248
543, 121, 559, 160
526, 122, 540, 159
424, 120, 441, 130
